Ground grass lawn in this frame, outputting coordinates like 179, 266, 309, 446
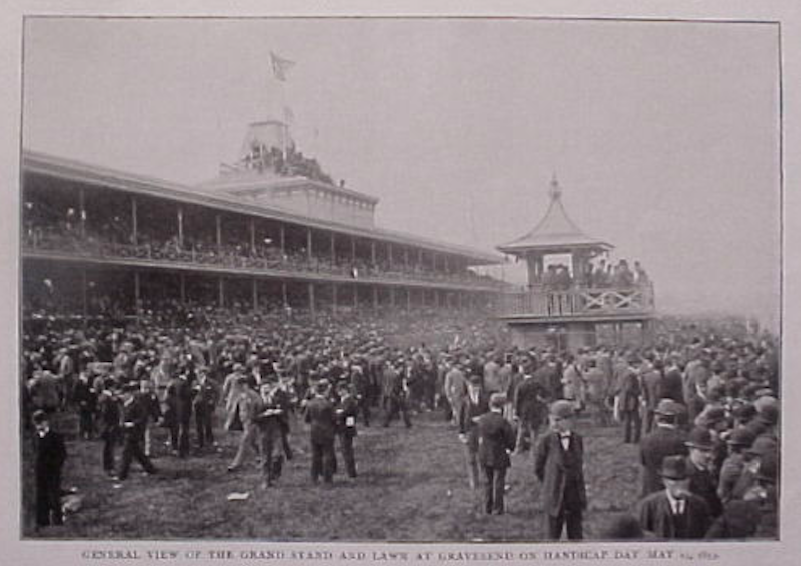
23, 409, 643, 541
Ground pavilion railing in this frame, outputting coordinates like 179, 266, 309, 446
22, 235, 504, 291
498, 284, 655, 318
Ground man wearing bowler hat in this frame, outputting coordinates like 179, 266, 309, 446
459, 372, 490, 490
638, 455, 711, 539
685, 427, 723, 517
639, 399, 688, 497
305, 379, 338, 485
535, 400, 587, 540
476, 392, 516, 514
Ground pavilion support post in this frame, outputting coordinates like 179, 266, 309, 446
406, 288, 411, 311
177, 206, 184, 247
252, 278, 258, 311
307, 228, 313, 262
330, 233, 336, 266
371, 241, 376, 267
79, 187, 86, 240
282, 281, 288, 306
332, 283, 338, 313
405, 248, 410, 271
279, 224, 286, 255
81, 268, 88, 320
215, 214, 222, 250
134, 271, 141, 316
218, 277, 224, 308
131, 197, 138, 245
250, 219, 256, 254
308, 282, 316, 316
351, 237, 357, 264
418, 249, 423, 270
388, 244, 393, 270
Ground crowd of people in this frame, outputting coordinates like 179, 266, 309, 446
24, 302, 779, 541
23, 216, 500, 291
529, 258, 651, 291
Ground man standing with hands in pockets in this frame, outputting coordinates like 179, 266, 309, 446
475, 392, 516, 514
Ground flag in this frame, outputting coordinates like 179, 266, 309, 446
270, 51, 295, 82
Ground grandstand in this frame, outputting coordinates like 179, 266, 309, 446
21, 120, 503, 321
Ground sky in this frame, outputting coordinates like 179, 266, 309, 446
21, 17, 780, 327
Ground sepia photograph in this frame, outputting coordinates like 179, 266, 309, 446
15, 11, 784, 548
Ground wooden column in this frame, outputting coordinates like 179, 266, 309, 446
252, 278, 258, 311
134, 271, 141, 322
282, 281, 288, 306
215, 214, 222, 249
81, 268, 88, 319
79, 187, 86, 239
131, 196, 138, 244
330, 232, 336, 264
351, 236, 357, 263
405, 248, 410, 270
388, 243, 393, 269
308, 282, 316, 315
279, 224, 286, 255
250, 218, 256, 253
406, 288, 411, 311
218, 277, 224, 308
307, 228, 313, 262
332, 283, 338, 313
371, 240, 376, 266
177, 206, 184, 247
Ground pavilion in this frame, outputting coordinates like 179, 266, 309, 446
496, 176, 655, 350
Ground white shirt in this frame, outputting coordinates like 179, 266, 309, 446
559, 431, 571, 451
665, 490, 686, 515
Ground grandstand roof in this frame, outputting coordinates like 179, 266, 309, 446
497, 176, 613, 255
22, 149, 500, 265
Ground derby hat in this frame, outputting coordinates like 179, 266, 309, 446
660, 455, 689, 480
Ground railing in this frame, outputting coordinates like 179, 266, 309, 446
22, 235, 504, 291
498, 284, 655, 318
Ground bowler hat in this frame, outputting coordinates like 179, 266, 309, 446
756, 452, 778, 483
726, 428, 756, 448
550, 400, 575, 419
489, 392, 507, 409
315, 379, 331, 394
654, 399, 683, 417
745, 435, 778, 457
685, 427, 715, 451
660, 455, 689, 480
694, 406, 727, 428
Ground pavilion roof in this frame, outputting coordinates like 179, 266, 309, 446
497, 177, 613, 255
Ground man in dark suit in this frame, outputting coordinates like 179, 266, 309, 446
476, 393, 516, 514
97, 378, 122, 476
382, 361, 412, 428
685, 427, 723, 518
116, 383, 158, 481
335, 381, 360, 479
32, 410, 67, 528
638, 455, 711, 539
513, 364, 548, 454
192, 368, 219, 451
460, 373, 490, 490
166, 372, 193, 458
254, 380, 286, 489
535, 400, 587, 540
305, 379, 337, 485
639, 399, 688, 497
